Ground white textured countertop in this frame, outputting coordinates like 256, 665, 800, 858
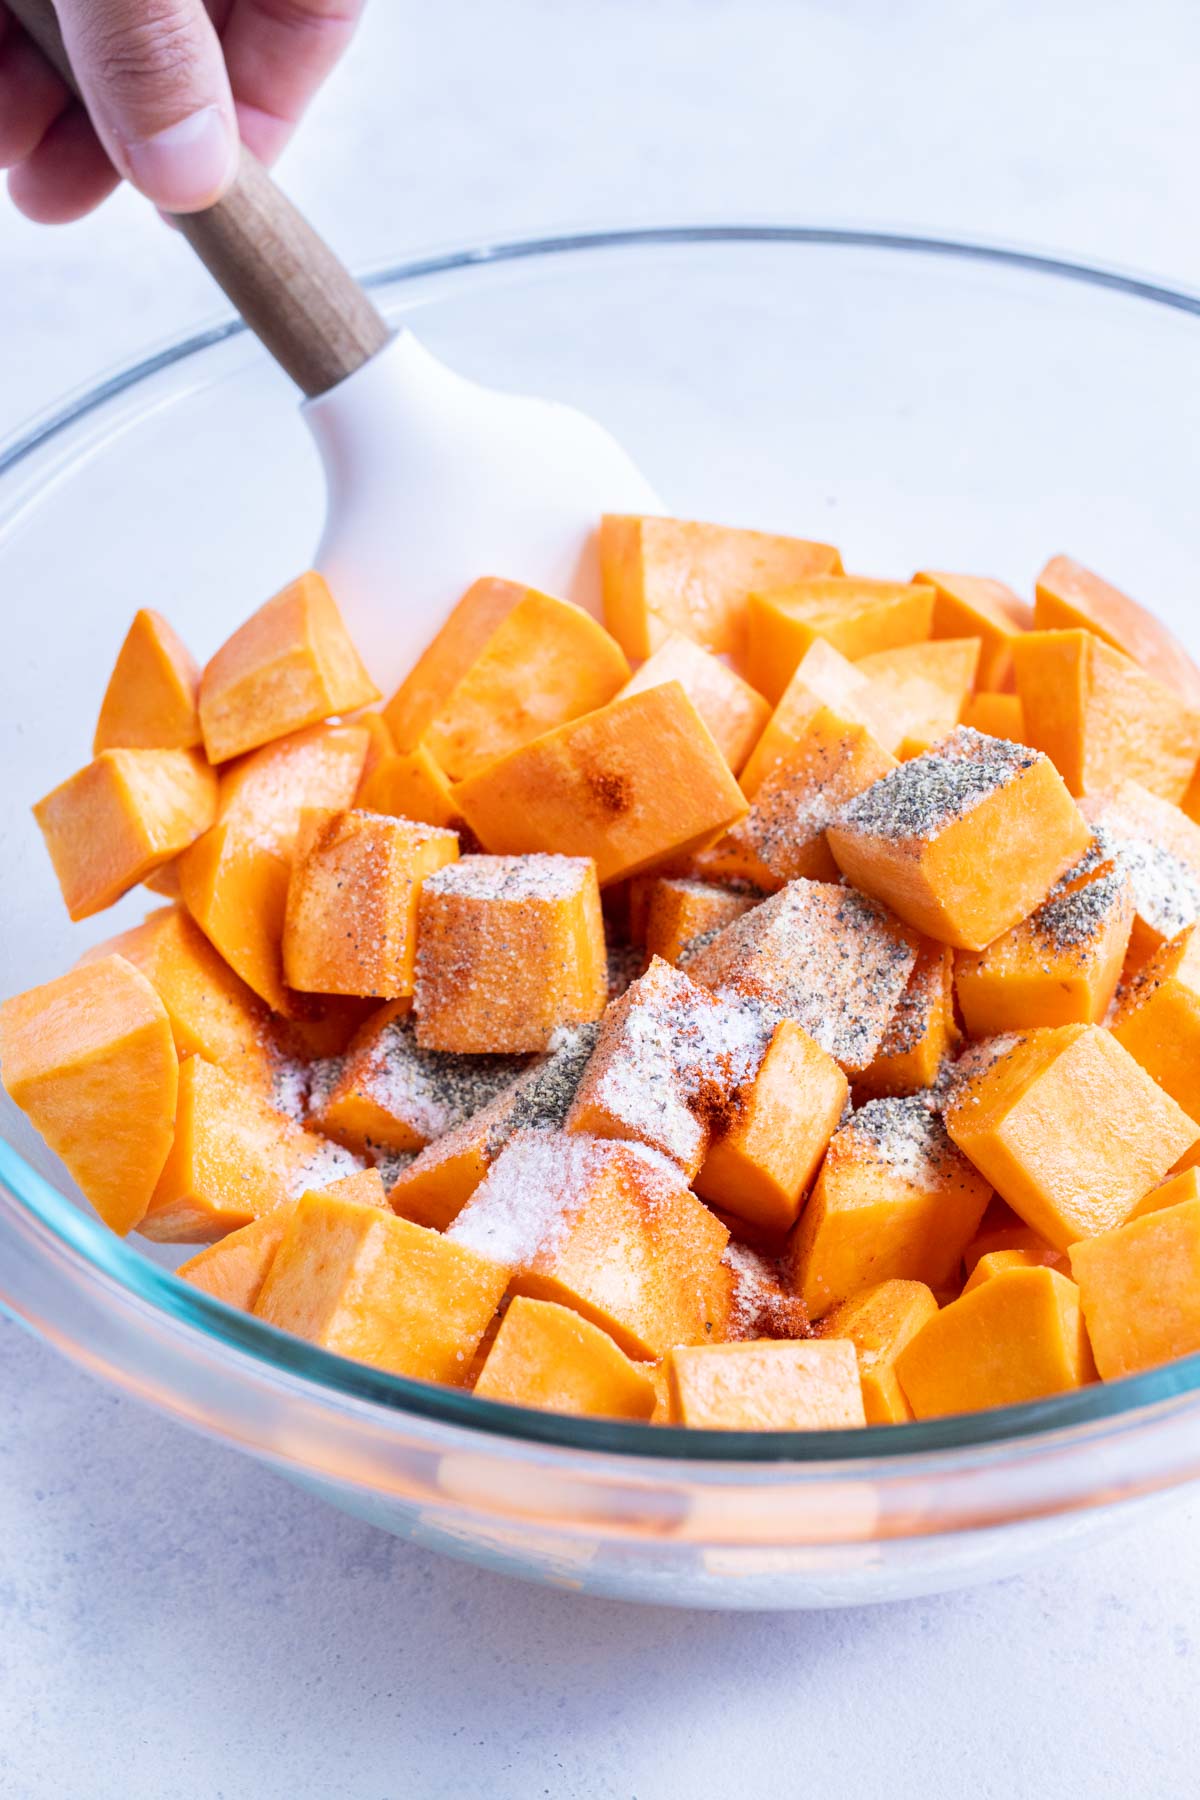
3, 4, 1199, 1795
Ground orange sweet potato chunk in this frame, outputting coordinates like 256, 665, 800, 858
0, 955, 178, 1236
176, 1167, 388, 1310
199, 571, 379, 764
255, 1191, 507, 1381
962, 1247, 1055, 1293
94, 609, 202, 753
915, 571, 1033, 693
566, 956, 767, 1179
284, 808, 458, 998
80, 904, 274, 1093
454, 682, 748, 885
142, 1054, 360, 1242
642, 878, 758, 968
787, 1098, 991, 1318
944, 1024, 1199, 1251
855, 637, 981, 760
724, 705, 897, 889
854, 939, 959, 1099
954, 839, 1133, 1035
1081, 780, 1200, 968
1069, 1198, 1200, 1379
695, 1019, 848, 1235
414, 854, 607, 1053
1129, 1164, 1200, 1220
217, 723, 370, 859
35, 748, 217, 921
387, 1025, 597, 1229
746, 578, 935, 704
616, 633, 770, 775
384, 578, 630, 781
1110, 925, 1200, 1122
448, 1131, 730, 1359
817, 1279, 939, 1424
179, 822, 292, 1015
826, 726, 1091, 951
961, 692, 1025, 741
686, 878, 919, 1074
309, 999, 527, 1157
895, 1266, 1096, 1417
740, 637, 904, 794
473, 1295, 657, 1419
1035, 553, 1200, 707
357, 741, 464, 832
600, 514, 842, 661
962, 1194, 1069, 1275
1013, 628, 1200, 803
666, 1340, 866, 1429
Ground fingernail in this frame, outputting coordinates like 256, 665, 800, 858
123, 106, 238, 212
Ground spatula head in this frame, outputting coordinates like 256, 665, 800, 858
304, 331, 663, 694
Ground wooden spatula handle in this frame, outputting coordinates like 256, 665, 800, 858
8, 0, 390, 397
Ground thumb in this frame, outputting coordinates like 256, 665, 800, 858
56, 0, 239, 212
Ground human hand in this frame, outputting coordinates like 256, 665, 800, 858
0, 0, 363, 222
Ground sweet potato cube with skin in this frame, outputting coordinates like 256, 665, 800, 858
616, 634, 770, 775
642, 878, 759, 968
1110, 926, 1200, 1121
817, 1280, 939, 1424
1035, 553, 1200, 708
895, 1266, 1096, 1417
94, 609, 202, 753
473, 1296, 657, 1420
1070, 1199, 1200, 1380
855, 638, 981, 762
599, 514, 842, 661
1013, 628, 1200, 804
176, 1168, 388, 1311
954, 840, 1133, 1036
255, 1192, 507, 1382
414, 855, 607, 1053
309, 999, 528, 1156
686, 878, 919, 1074
695, 1020, 848, 1235
567, 956, 768, 1179
388, 1024, 598, 1229
787, 1098, 992, 1318
915, 571, 1033, 693
199, 572, 379, 764
961, 692, 1025, 741
666, 1340, 866, 1430
944, 1024, 1199, 1251
448, 1132, 730, 1360
1082, 781, 1200, 968
142, 1055, 361, 1242
384, 578, 630, 780
283, 808, 458, 999
854, 940, 959, 1099
826, 727, 1092, 951
454, 682, 749, 885
740, 637, 904, 794
724, 706, 898, 889
0, 955, 178, 1236
80, 904, 274, 1094
218, 723, 370, 860
179, 822, 292, 1015
34, 747, 217, 921
746, 578, 935, 705
357, 741, 464, 832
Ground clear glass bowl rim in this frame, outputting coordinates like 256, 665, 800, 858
3, 222, 1200, 1469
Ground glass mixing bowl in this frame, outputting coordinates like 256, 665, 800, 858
3, 228, 1200, 1610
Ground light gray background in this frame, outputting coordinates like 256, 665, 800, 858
2, 4, 1199, 1795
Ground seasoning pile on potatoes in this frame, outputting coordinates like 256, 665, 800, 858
6, 525, 1200, 1431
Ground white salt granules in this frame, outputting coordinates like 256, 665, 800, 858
289, 1137, 366, 1196
421, 853, 592, 903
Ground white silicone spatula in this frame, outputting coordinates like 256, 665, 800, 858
12, 0, 662, 692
